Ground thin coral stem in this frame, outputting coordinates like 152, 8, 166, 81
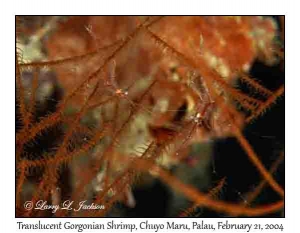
179, 177, 226, 217
27, 69, 39, 125
232, 125, 284, 197
244, 152, 284, 204
132, 158, 283, 216
239, 73, 273, 97
16, 53, 29, 128
19, 40, 122, 68
16, 161, 27, 207
246, 85, 284, 123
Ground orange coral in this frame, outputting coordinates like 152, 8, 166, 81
16, 16, 284, 217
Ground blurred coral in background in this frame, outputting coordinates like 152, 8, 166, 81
16, 16, 284, 217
